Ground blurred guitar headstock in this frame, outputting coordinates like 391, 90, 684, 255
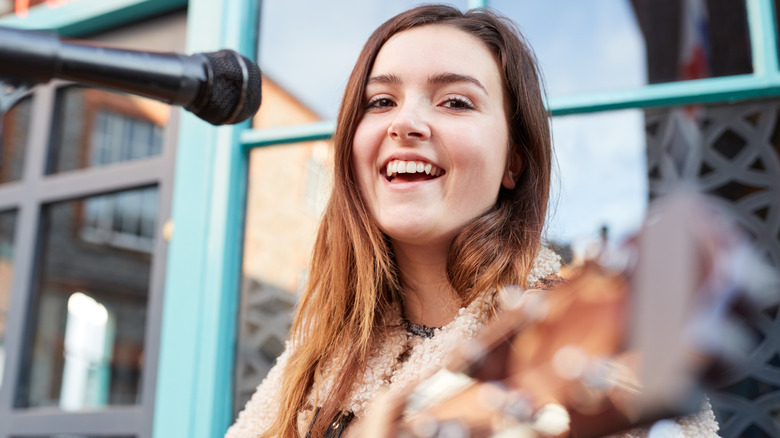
399, 192, 779, 438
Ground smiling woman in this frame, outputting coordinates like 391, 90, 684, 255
227, 8, 552, 437
227, 5, 718, 438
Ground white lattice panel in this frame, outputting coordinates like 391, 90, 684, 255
646, 102, 780, 438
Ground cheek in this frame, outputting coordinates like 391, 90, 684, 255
453, 126, 510, 178
456, 137, 510, 207
351, 122, 378, 187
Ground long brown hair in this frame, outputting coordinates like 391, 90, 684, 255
265, 5, 551, 437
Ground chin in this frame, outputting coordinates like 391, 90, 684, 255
381, 224, 459, 249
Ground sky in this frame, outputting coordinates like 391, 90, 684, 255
257, 0, 649, 247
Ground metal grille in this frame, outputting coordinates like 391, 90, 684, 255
645, 101, 780, 438
232, 278, 296, 420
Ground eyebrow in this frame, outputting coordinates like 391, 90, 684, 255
428, 72, 488, 95
366, 74, 402, 86
366, 72, 488, 94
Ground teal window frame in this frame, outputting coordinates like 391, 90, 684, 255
0, 0, 187, 36
161, 0, 780, 436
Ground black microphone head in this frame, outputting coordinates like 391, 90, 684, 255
193, 49, 262, 125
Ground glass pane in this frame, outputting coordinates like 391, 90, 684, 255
47, 87, 168, 174
255, 0, 468, 128
16, 186, 159, 409
1, 95, 32, 184
492, 0, 752, 97
550, 98, 780, 268
0, 209, 18, 391
547, 110, 649, 260
234, 139, 332, 417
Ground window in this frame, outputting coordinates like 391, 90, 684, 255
16, 188, 159, 410
47, 88, 167, 175
0, 7, 185, 437
80, 180, 159, 254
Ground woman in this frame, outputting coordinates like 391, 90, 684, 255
227, 5, 719, 437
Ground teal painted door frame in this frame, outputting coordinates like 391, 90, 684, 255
152, 0, 258, 436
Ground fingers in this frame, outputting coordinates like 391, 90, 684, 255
352, 389, 408, 438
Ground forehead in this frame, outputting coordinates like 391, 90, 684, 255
369, 24, 502, 90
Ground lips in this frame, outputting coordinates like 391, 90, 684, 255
383, 159, 444, 182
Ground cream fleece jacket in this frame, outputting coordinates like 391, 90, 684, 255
226, 247, 719, 438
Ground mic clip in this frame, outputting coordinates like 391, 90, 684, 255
0, 78, 33, 113
0, 78, 34, 172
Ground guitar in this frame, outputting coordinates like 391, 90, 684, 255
396, 193, 777, 438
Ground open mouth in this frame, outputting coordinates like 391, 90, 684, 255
384, 159, 445, 183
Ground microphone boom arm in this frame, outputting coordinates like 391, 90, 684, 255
0, 26, 262, 126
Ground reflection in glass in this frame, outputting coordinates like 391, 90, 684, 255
60, 292, 115, 410
234, 140, 331, 417
47, 87, 167, 174
0, 209, 18, 391
632, 0, 752, 82
1, 95, 32, 184
17, 187, 159, 409
547, 110, 648, 259
491, 0, 751, 96
255, 0, 468, 126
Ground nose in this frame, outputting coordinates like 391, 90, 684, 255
387, 101, 431, 141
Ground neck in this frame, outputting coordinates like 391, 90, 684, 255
392, 240, 461, 328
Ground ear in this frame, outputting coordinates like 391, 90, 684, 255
501, 147, 524, 190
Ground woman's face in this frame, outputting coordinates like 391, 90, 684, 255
352, 24, 515, 249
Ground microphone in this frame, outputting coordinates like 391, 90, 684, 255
0, 26, 262, 125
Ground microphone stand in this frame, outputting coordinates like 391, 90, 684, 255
0, 78, 33, 172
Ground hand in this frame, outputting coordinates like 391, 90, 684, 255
348, 389, 407, 438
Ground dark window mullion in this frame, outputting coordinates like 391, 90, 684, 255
0, 83, 55, 434
0, 200, 42, 438
137, 109, 179, 438
0, 185, 25, 211
35, 156, 167, 205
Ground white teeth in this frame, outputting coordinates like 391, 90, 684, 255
384, 159, 443, 178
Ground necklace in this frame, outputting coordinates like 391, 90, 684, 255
406, 321, 439, 338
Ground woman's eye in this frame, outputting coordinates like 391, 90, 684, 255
441, 97, 475, 110
366, 97, 395, 109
